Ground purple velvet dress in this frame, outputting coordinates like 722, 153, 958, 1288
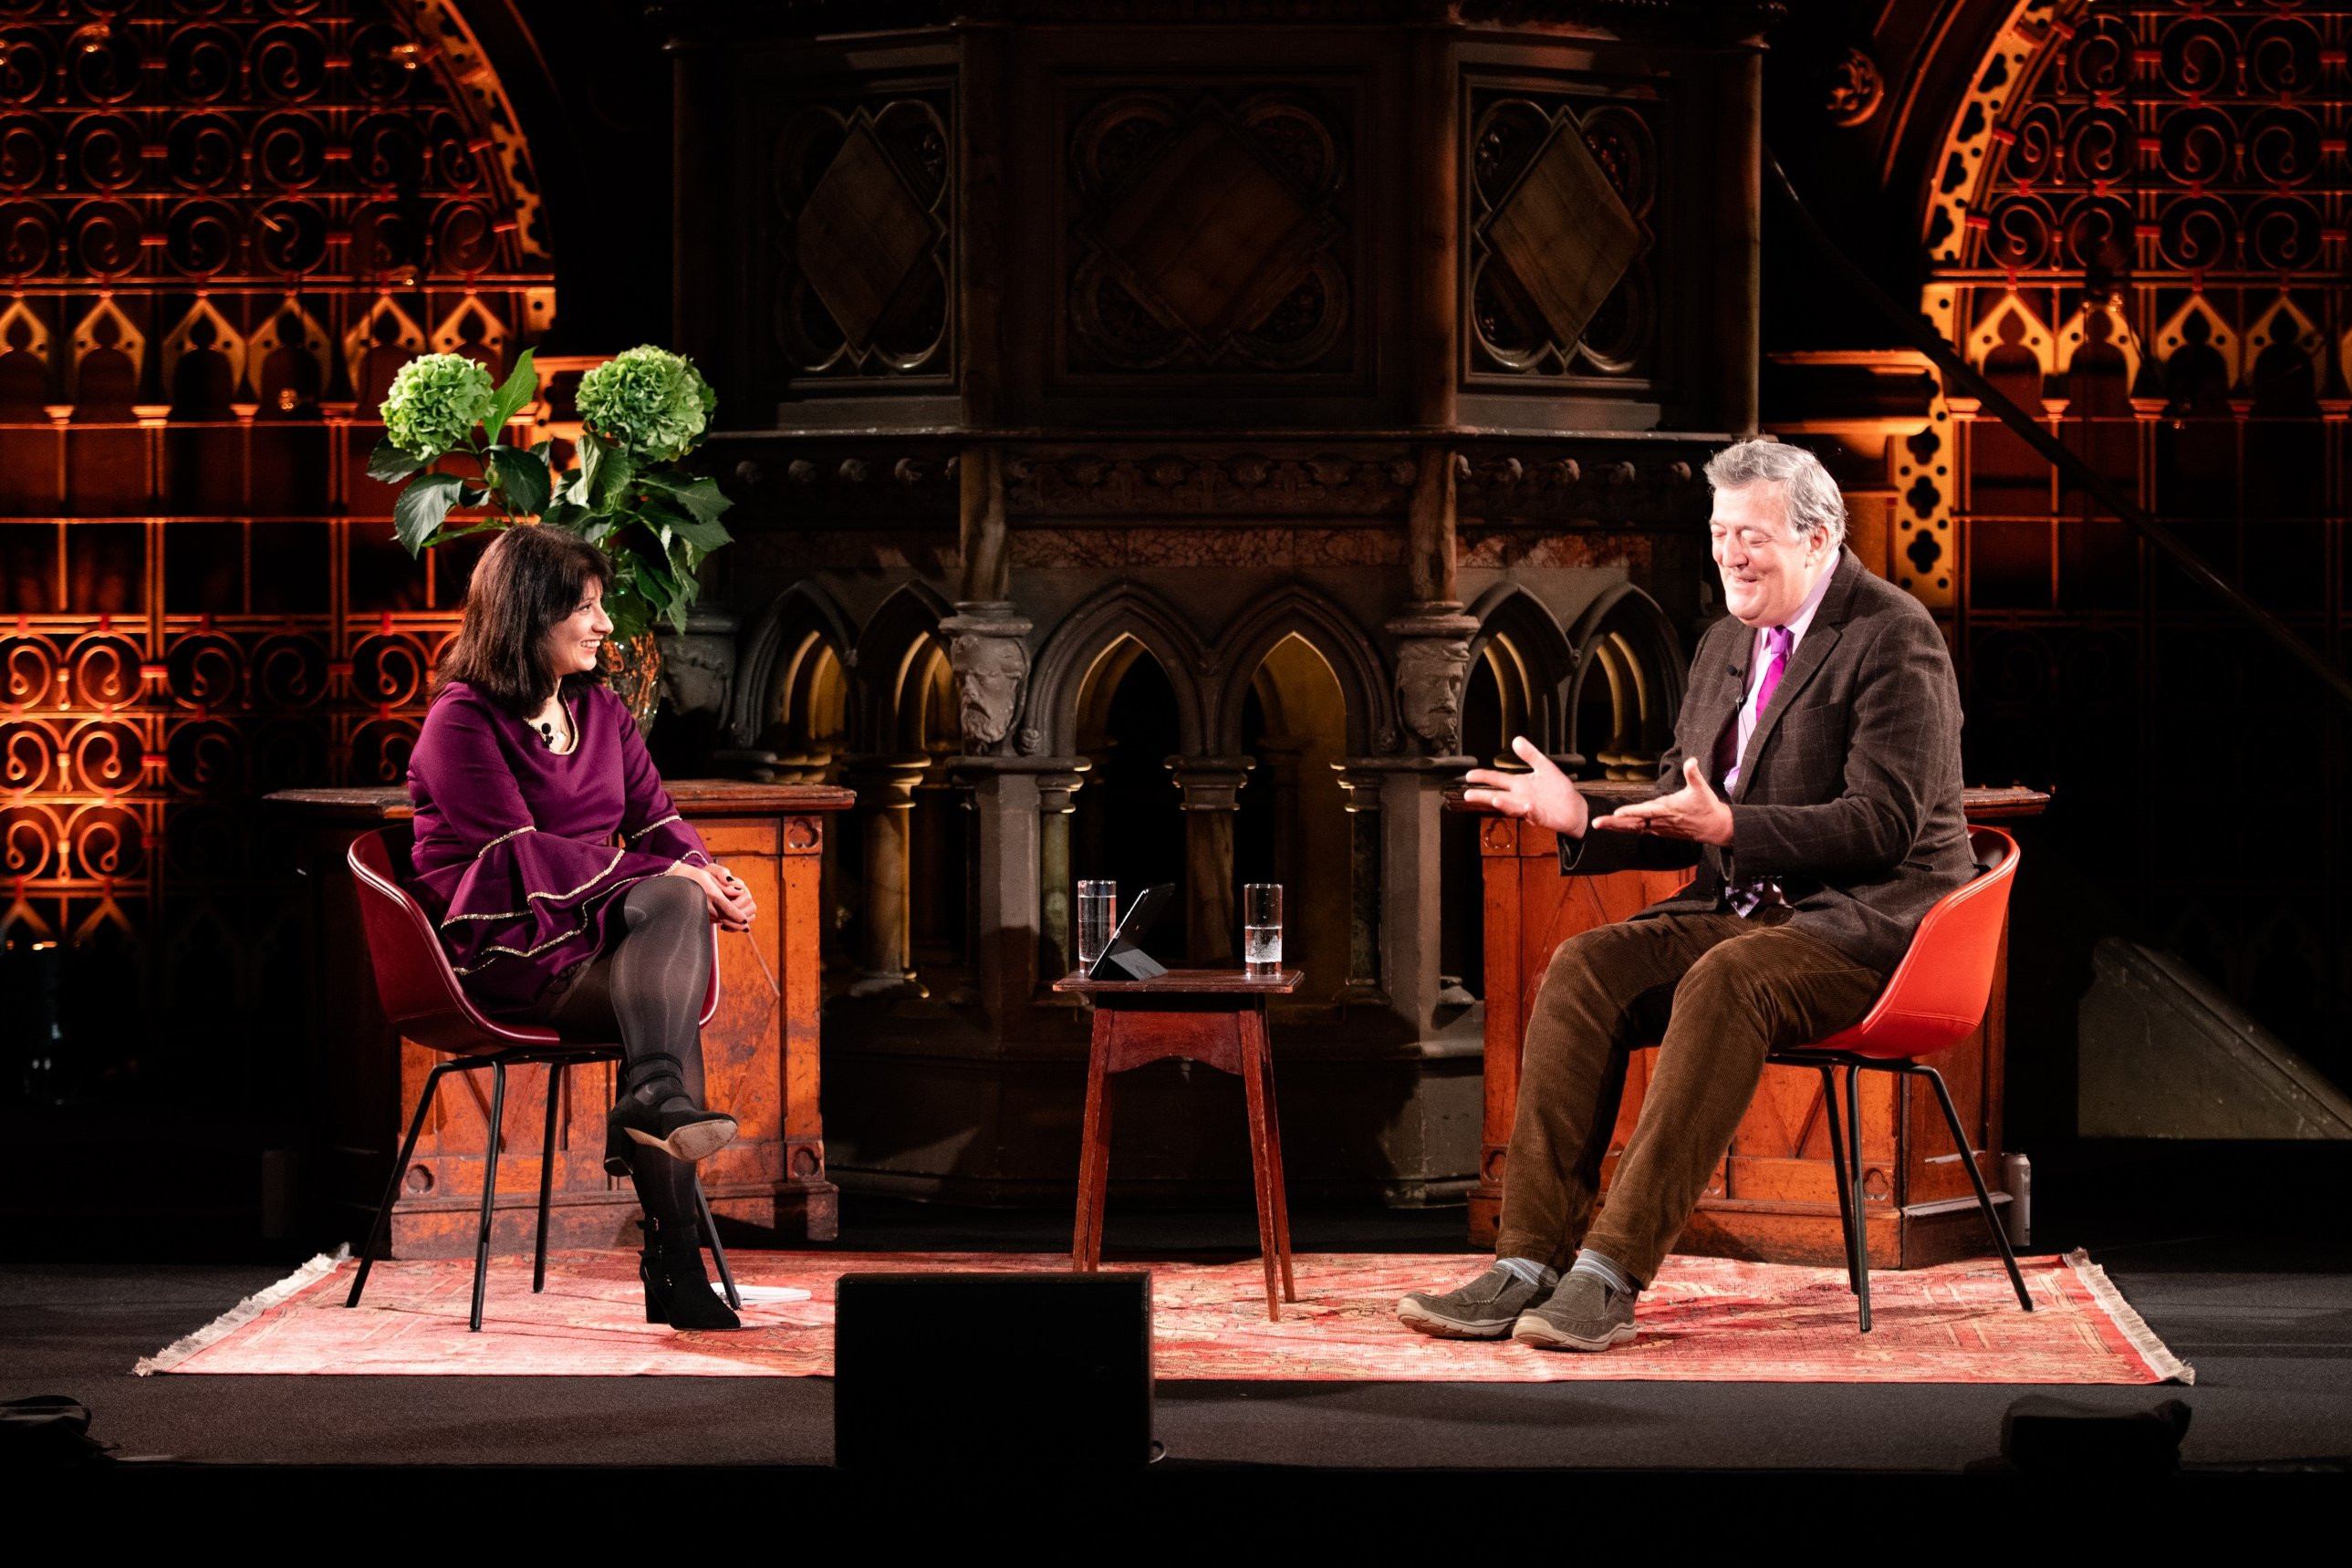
404, 680, 713, 1014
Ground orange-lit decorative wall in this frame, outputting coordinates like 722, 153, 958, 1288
0, 0, 551, 1096
1777, 0, 2352, 1087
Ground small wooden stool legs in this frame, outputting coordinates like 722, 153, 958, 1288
1071, 995, 1297, 1320
1072, 1028, 1116, 1272
1239, 1009, 1296, 1310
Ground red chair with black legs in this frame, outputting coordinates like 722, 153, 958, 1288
343, 826, 737, 1332
1770, 825, 2031, 1332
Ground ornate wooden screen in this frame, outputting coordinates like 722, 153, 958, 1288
1918, 0, 2350, 1076
0, 0, 551, 1096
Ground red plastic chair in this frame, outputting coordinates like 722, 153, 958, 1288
1770, 825, 2031, 1331
345, 826, 735, 1331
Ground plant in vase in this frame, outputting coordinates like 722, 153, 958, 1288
371, 344, 735, 722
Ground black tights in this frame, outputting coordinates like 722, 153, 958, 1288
531, 875, 716, 1233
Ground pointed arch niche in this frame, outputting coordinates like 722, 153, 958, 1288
846, 585, 963, 997
1445, 585, 1580, 1003
1068, 634, 1189, 964
1566, 585, 1682, 783
733, 582, 862, 983
1234, 633, 1350, 1000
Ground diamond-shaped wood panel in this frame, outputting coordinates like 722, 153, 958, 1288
1483, 119, 1644, 352
1097, 116, 1325, 343
796, 125, 936, 349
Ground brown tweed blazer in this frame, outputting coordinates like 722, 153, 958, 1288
1559, 548, 1974, 975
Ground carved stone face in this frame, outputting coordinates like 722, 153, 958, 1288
951, 632, 1028, 748
656, 639, 731, 718
1395, 639, 1468, 749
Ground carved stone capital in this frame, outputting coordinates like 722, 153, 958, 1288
842, 753, 931, 808
1384, 604, 1481, 757
1035, 761, 1092, 813
1165, 755, 1257, 812
940, 602, 1034, 755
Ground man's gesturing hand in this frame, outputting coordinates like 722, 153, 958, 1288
1462, 736, 1588, 836
1590, 757, 1734, 846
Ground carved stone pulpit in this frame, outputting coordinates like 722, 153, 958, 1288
664, 1, 1777, 1207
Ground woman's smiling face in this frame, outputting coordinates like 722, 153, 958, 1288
545, 577, 613, 679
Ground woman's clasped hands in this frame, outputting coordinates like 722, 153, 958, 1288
667, 859, 757, 930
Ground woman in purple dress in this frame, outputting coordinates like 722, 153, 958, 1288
405, 526, 755, 1330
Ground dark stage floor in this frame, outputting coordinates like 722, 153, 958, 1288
5, 1188, 2349, 1478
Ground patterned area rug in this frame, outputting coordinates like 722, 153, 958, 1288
139, 1249, 2190, 1384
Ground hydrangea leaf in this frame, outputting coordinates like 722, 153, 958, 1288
635, 472, 734, 529
486, 443, 551, 518
367, 436, 425, 485
393, 472, 465, 555
484, 348, 538, 441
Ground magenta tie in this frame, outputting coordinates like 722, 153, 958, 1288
1753, 624, 1795, 717
1724, 625, 1793, 794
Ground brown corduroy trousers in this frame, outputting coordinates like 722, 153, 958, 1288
1493, 909, 1885, 1287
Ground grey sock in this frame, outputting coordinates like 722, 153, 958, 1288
1568, 1248, 1636, 1296
1495, 1256, 1560, 1290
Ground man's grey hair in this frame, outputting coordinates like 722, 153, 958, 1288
1703, 439, 1847, 552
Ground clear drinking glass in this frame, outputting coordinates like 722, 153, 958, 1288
1077, 880, 1118, 971
1244, 883, 1283, 979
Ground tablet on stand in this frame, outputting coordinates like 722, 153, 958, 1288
1086, 882, 1174, 981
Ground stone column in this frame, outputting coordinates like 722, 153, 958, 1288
1341, 755, 1469, 1036
1166, 756, 1254, 964
1334, 763, 1387, 1004
1410, 33, 1461, 431
909, 736, 964, 971
952, 754, 1088, 1022
1036, 764, 1089, 980
671, 36, 721, 364
1392, 438, 1480, 762
844, 753, 930, 997
1714, 38, 1764, 435
1254, 734, 1308, 896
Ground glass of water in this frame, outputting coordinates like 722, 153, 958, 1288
1077, 880, 1117, 971
1244, 883, 1283, 980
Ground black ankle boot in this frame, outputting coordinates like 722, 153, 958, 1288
602, 1082, 739, 1176
637, 1214, 740, 1331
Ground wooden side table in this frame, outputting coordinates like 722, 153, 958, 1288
1052, 969, 1302, 1321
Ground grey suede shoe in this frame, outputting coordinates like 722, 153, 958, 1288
1398, 1265, 1547, 1340
1512, 1270, 1638, 1352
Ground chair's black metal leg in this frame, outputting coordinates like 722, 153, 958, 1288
1846, 1062, 1872, 1334
1817, 1064, 1860, 1296
534, 1059, 562, 1293
470, 1058, 508, 1333
694, 1177, 741, 1311
349, 1060, 459, 1310
1916, 1063, 2033, 1313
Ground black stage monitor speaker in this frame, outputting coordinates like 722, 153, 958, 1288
834, 1272, 1154, 1469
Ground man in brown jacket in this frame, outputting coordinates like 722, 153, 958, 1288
1400, 439, 1974, 1351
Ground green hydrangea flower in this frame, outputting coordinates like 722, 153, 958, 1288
575, 346, 717, 462
379, 353, 495, 458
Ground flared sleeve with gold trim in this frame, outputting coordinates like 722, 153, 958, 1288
404, 682, 694, 1014
614, 693, 712, 869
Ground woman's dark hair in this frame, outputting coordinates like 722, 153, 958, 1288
431, 525, 612, 714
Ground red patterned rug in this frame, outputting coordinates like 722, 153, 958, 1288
138, 1249, 2189, 1385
